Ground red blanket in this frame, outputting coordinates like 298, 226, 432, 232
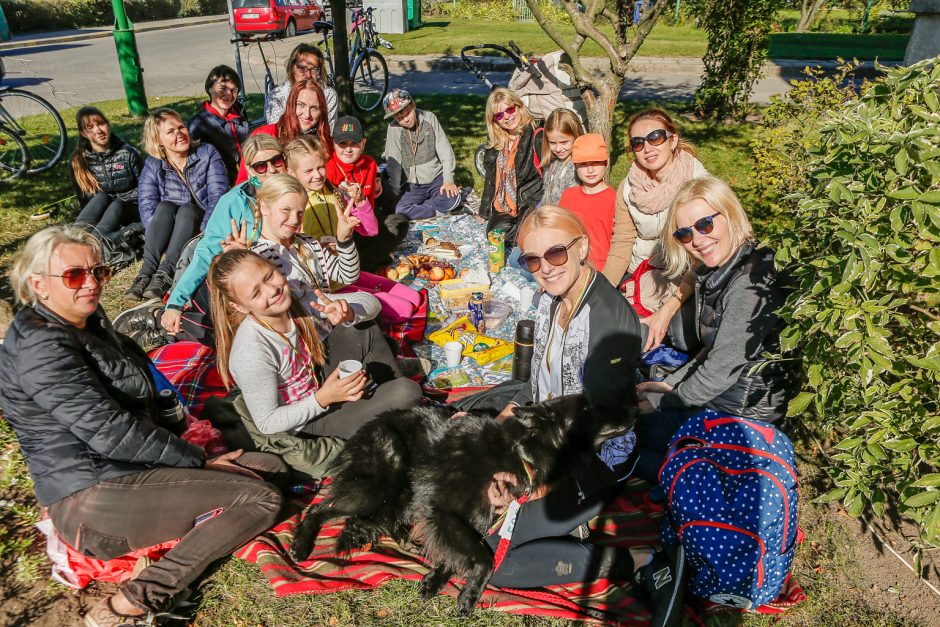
236, 479, 663, 625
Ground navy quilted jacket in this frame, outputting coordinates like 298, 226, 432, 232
137, 142, 228, 231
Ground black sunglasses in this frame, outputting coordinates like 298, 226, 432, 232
249, 153, 285, 174
673, 213, 721, 244
629, 128, 672, 152
48, 264, 112, 289
520, 237, 582, 273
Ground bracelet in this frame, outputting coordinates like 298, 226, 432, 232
670, 292, 683, 305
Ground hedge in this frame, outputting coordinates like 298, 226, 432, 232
4, 0, 228, 34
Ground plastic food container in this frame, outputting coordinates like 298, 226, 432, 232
449, 298, 512, 331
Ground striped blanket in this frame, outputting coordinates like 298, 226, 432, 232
236, 479, 663, 624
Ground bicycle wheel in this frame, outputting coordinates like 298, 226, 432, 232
0, 126, 30, 182
350, 50, 388, 113
0, 88, 67, 174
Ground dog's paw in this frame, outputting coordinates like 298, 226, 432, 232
419, 568, 449, 600
290, 533, 314, 563
336, 519, 381, 555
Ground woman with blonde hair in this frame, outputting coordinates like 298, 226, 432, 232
70, 106, 143, 237
209, 248, 421, 474
603, 108, 708, 352
146, 134, 288, 344
633, 176, 801, 480
479, 88, 544, 246
127, 108, 228, 301
0, 226, 286, 627
265, 43, 338, 128
454, 207, 683, 624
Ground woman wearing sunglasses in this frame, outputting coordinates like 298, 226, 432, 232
455, 207, 684, 626
602, 108, 708, 353
156, 135, 288, 344
0, 225, 287, 627
479, 88, 544, 247
632, 176, 801, 481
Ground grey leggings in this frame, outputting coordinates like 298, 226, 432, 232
48, 452, 287, 612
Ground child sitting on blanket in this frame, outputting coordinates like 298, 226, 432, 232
326, 116, 379, 208
382, 88, 462, 219
286, 138, 423, 325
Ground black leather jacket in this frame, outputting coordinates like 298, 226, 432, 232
479, 124, 544, 246
661, 242, 802, 421
0, 305, 204, 506
71, 136, 143, 207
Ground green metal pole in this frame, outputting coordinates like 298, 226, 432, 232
111, 0, 148, 117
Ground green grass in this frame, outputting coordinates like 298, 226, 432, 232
387, 18, 908, 61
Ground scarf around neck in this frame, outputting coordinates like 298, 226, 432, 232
627, 149, 698, 216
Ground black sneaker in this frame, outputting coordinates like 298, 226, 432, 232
113, 298, 162, 336
143, 272, 172, 300
124, 275, 151, 302
128, 326, 171, 351
634, 543, 685, 627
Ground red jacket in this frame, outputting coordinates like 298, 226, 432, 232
326, 154, 377, 206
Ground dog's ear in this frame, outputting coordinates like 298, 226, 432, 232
511, 404, 541, 428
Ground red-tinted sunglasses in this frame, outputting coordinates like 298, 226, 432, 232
249, 153, 286, 174
493, 105, 518, 122
48, 264, 112, 289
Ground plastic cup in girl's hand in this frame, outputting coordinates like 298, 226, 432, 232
338, 359, 363, 379
444, 341, 464, 367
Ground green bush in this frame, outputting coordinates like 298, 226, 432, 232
5, 0, 226, 33
432, 0, 570, 24
769, 60, 940, 546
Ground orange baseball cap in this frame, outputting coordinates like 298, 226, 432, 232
571, 133, 609, 163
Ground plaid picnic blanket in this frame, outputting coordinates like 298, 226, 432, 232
149, 341, 228, 417
236, 479, 663, 625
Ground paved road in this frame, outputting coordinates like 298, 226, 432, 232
0, 21, 790, 113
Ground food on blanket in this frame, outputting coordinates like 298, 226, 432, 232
396, 263, 412, 278
459, 268, 471, 279
487, 229, 506, 273
428, 366, 472, 389
386, 267, 400, 280
429, 266, 446, 282
428, 316, 514, 366
406, 254, 455, 282
425, 237, 439, 246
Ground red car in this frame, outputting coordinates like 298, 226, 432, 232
233, 0, 325, 38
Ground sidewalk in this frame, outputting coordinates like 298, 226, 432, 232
0, 14, 228, 51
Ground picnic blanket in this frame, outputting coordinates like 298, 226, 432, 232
149, 340, 228, 417
236, 479, 663, 625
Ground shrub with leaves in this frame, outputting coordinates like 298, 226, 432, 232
750, 61, 864, 235
774, 59, 940, 545
688, 0, 785, 120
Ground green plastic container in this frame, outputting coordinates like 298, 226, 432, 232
407, 0, 421, 29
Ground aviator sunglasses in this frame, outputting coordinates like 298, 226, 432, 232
492, 105, 518, 123
629, 128, 673, 152
249, 153, 286, 174
673, 213, 721, 244
48, 265, 112, 289
519, 237, 583, 273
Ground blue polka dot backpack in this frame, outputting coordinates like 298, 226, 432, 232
659, 410, 799, 610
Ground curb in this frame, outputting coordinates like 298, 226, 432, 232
386, 54, 901, 78
0, 15, 228, 51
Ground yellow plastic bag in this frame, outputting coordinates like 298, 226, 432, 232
428, 316, 515, 366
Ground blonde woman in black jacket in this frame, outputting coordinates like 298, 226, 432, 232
0, 225, 287, 627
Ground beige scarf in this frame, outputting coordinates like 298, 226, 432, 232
627, 149, 698, 216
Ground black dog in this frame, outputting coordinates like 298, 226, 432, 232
290, 395, 634, 614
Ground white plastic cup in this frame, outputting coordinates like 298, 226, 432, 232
444, 341, 464, 367
520, 286, 536, 311
338, 359, 362, 379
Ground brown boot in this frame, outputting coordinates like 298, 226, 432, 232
83, 596, 153, 627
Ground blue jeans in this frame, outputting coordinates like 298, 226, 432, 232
393, 175, 459, 219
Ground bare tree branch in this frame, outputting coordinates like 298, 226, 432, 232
558, 0, 625, 75
524, 0, 596, 90
622, 0, 670, 61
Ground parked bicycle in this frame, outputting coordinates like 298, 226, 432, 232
313, 5, 393, 112
0, 62, 68, 182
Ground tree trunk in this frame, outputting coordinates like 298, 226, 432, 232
330, 0, 353, 114
796, 0, 826, 32
582, 79, 621, 149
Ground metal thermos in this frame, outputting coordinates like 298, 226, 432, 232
157, 389, 187, 436
512, 320, 536, 382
